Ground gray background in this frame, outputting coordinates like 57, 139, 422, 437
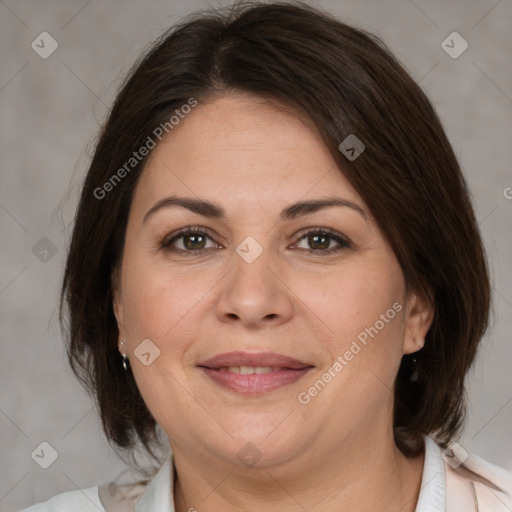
1, 0, 511, 510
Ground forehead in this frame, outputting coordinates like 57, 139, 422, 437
132, 94, 363, 218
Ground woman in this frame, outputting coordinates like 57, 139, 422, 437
21, 1, 512, 511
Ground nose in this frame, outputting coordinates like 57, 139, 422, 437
215, 240, 295, 329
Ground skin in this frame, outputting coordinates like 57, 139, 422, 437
113, 93, 434, 512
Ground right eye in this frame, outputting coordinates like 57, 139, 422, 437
160, 226, 223, 255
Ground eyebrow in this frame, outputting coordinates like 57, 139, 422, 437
143, 195, 367, 224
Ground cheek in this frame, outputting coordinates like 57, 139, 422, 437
293, 262, 403, 348
293, 260, 406, 403
129, 359, 195, 441
121, 257, 211, 342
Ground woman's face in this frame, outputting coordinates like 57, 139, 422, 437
113, 93, 433, 471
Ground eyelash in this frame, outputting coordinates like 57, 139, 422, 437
160, 226, 352, 256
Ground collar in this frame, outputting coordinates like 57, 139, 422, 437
415, 435, 446, 511
135, 435, 446, 511
134, 453, 175, 511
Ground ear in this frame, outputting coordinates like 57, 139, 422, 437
402, 290, 435, 355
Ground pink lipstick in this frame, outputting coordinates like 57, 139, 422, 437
197, 351, 314, 394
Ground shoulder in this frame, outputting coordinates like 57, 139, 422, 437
16, 487, 104, 512
444, 442, 512, 511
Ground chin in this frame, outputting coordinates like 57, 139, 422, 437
209, 426, 310, 470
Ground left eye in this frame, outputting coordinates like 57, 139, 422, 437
160, 227, 351, 255
292, 229, 351, 253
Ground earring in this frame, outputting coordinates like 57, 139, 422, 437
410, 356, 419, 382
119, 341, 128, 372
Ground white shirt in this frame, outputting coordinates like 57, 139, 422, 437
19, 436, 512, 511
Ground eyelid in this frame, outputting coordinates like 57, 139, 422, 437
160, 225, 222, 250
293, 226, 352, 245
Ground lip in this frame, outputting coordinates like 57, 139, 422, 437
198, 351, 312, 370
197, 351, 314, 394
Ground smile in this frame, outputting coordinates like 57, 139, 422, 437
218, 366, 282, 374
200, 366, 313, 394
197, 351, 314, 394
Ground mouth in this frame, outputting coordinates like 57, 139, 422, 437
197, 351, 314, 394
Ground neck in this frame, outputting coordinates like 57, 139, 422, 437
172, 431, 425, 512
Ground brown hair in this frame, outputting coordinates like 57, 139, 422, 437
61, 0, 490, 460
